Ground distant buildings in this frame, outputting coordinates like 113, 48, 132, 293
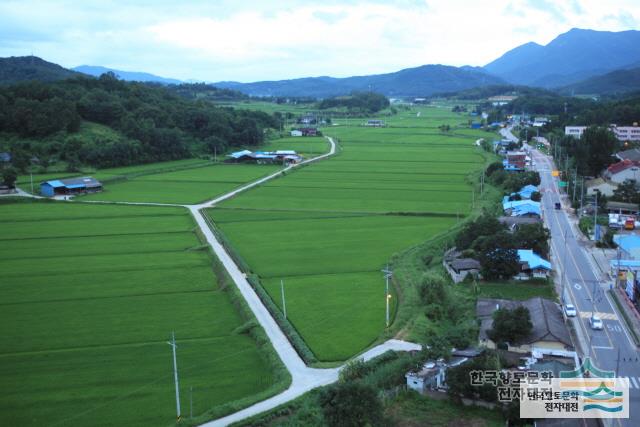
532, 117, 549, 127
564, 126, 587, 138
40, 177, 103, 197
365, 119, 385, 127
565, 124, 640, 142
0, 152, 11, 163
290, 128, 318, 137
488, 95, 517, 106
611, 124, 640, 143
227, 150, 303, 164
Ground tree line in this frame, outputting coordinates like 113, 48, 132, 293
318, 92, 390, 114
0, 73, 280, 170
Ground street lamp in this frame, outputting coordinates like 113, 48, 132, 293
381, 266, 393, 328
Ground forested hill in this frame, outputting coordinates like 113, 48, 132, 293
0, 56, 84, 85
0, 73, 279, 170
213, 64, 505, 97
559, 67, 640, 96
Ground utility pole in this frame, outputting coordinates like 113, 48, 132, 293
280, 279, 287, 319
593, 191, 598, 241
562, 227, 569, 300
572, 169, 577, 204
30, 171, 34, 194
580, 178, 584, 214
214, 147, 217, 163
167, 332, 181, 422
381, 266, 393, 328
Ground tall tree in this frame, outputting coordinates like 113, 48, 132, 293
319, 382, 383, 427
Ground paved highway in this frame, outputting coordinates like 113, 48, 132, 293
502, 128, 640, 424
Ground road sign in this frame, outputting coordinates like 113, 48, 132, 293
552, 170, 560, 177
559, 181, 568, 187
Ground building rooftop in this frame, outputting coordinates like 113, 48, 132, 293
450, 258, 481, 271
607, 159, 640, 175
616, 148, 640, 162
517, 249, 551, 271
477, 297, 571, 347
498, 216, 542, 227
42, 177, 102, 188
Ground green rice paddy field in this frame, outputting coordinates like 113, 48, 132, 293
0, 200, 281, 426
81, 163, 280, 204
207, 106, 491, 361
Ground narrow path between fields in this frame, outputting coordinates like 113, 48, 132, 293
10, 136, 422, 426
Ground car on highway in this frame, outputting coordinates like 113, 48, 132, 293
589, 315, 603, 330
555, 202, 561, 210
564, 304, 577, 317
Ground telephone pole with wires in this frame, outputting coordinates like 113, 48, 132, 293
167, 332, 181, 422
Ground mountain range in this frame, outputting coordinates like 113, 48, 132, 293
1, 28, 639, 97
212, 65, 505, 97
485, 28, 640, 88
72, 65, 183, 85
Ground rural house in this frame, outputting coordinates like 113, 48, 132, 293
585, 178, 617, 197
515, 249, 551, 280
498, 216, 542, 231
476, 297, 572, 354
443, 249, 481, 283
405, 349, 483, 393
503, 151, 527, 171
603, 159, 640, 184
40, 177, 103, 197
365, 119, 385, 127
290, 130, 302, 137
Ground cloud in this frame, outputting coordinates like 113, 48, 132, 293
0, 0, 638, 82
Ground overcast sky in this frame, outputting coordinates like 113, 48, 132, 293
0, 0, 637, 82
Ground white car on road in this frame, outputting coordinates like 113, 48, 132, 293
589, 315, 603, 330
564, 304, 577, 317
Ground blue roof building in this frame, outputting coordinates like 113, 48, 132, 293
518, 185, 539, 199
614, 234, 640, 260
0, 152, 11, 162
40, 177, 102, 197
503, 199, 540, 213
517, 249, 551, 279
511, 204, 541, 218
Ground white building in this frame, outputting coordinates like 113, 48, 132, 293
612, 125, 640, 142
565, 126, 587, 138
290, 130, 302, 137
603, 160, 640, 184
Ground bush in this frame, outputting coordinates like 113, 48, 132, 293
320, 382, 383, 427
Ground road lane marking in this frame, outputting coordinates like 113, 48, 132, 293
579, 312, 619, 321
592, 345, 614, 349
631, 377, 639, 389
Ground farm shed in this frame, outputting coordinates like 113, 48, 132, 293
40, 177, 103, 197
290, 130, 303, 137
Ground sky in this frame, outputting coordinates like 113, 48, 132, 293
0, 0, 638, 82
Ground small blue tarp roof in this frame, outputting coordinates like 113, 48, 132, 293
517, 249, 551, 270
